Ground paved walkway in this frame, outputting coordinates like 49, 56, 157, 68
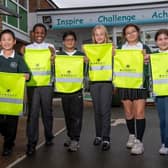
0, 100, 65, 168
7, 103, 168, 168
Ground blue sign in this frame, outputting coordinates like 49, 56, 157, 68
49, 7, 168, 29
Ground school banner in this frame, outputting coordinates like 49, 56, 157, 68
0, 72, 25, 116
113, 49, 143, 88
83, 43, 112, 81
150, 52, 168, 96
55, 55, 84, 93
24, 49, 51, 86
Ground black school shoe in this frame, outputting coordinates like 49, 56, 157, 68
101, 141, 110, 151
26, 145, 36, 156
2, 147, 13, 156
45, 136, 54, 146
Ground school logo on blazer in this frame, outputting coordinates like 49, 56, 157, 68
66, 70, 76, 77
6, 89, 11, 92
0, 88, 16, 97
67, 70, 71, 74
10, 62, 17, 68
159, 69, 168, 78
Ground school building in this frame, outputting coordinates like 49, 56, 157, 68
0, 0, 57, 52
31, 1, 168, 51
0, 0, 168, 50
0, 1, 168, 51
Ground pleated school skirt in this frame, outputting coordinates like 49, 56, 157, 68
118, 88, 148, 101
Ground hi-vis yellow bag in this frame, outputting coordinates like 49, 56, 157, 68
0, 72, 25, 116
83, 43, 112, 81
24, 49, 51, 86
55, 56, 84, 93
150, 52, 168, 96
113, 49, 143, 89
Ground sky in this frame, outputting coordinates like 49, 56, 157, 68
52, 0, 167, 8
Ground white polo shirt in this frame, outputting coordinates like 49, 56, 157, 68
122, 42, 143, 50
26, 42, 55, 52
159, 49, 168, 53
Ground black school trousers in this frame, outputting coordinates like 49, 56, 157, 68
61, 90, 83, 141
0, 115, 18, 149
27, 86, 54, 146
90, 82, 112, 141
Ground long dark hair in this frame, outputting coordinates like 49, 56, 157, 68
122, 23, 141, 43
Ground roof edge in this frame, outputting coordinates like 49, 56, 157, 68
46, 0, 58, 9
35, 1, 168, 12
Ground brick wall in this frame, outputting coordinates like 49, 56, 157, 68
29, 0, 56, 12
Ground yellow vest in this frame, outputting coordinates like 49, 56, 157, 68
113, 49, 143, 89
24, 49, 51, 86
83, 43, 112, 81
0, 72, 25, 116
150, 52, 168, 96
55, 55, 84, 93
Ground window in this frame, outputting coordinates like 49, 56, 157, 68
2, 0, 28, 33
19, 6, 27, 32
116, 32, 122, 47
144, 31, 157, 52
1, 0, 6, 21
7, 0, 18, 27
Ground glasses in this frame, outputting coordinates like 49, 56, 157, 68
125, 30, 138, 36
64, 38, 75, 42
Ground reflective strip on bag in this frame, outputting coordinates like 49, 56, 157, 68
31, 71, 51, 76
114, 72, 143, 78
56, 78, 83, 83
0, 98, 23, 104
90, 65, 112, 71
153, 79, 168, 84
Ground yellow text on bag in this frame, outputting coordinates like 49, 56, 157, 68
83, 43, 112, 81
0, 72, 25, 116
150, 52, 168, 96
113, 49, 143, 89
55, 55, 84, 93
24, 48, 51, 86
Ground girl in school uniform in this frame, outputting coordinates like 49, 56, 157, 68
153, 29, 168, 155
118, 24, 151, 155
0, 29, 30, 156
86, 25, 113, 151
